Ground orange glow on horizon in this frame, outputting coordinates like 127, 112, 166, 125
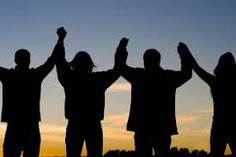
0, 116, 233, 156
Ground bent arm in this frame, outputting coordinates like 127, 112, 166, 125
35, 52, 55, 81
171, 42, 193, 87
34, 29, 67, 80
35, 32, 66, 81
98, 38, 130, 89
115, 38, 137, 82
193, 62, 215, 86
178, 42, 214, 86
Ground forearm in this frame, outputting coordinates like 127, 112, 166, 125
192, 62, 215, 85
54, 27, 67, 61
53, 38, 65, 60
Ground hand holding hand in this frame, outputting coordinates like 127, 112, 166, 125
178, 42, 190, 55
118, 38, 129, 48
178, 42, 197, 66
57, 27, 67, 40
115, 37, 129, 67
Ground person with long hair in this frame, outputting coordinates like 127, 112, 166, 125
54, 27, 123, 157
183, 43, 236, 157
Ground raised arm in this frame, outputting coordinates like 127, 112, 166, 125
178, 42, 215, 86
54, 27, 71, 86
115, 38, 129, 68
97, 38, 130, 89
34, 30, 65, 81
170, 42, 193, 87
115, 38, 137, 82
55, 27, 66, 61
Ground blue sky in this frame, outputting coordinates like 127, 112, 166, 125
0, 0, 236, 155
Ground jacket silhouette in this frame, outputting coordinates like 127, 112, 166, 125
0, 51, 55, 123
0, 44, 56, 157
116, 40, 192, 157
54, 27, 120, 157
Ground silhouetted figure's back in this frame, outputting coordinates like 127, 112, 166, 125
125, 52, 188, 135
116, 41, 192, 157
58, 52, 117, 123
186, 49, 236, 157
0, 47, 56, 157
54, 28, 120, 157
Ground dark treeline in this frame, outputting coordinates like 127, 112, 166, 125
103, 147, 232, 157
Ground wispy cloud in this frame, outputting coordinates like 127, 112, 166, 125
177, 115, 202, 125
176, 113, 211, 137
40, 123, 65, 135
38, 115, 131, 143
108, 83, 131, 92
40, 123, 65, 143
103, 114, 132, 141
103, 114, 128, 128
195, 107, 212, 114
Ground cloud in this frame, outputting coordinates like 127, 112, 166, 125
38, 114, 131, 143
103, 114, 133, 141
103, 114, 128, 128
108, 83, 131, 92
177, 115, 202, 125
196, 107, 212, 114
40, 123, 65, 143
176, 114, 211, 137
40, 123, 65, 135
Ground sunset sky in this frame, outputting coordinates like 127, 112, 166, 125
1, 1, 236, 156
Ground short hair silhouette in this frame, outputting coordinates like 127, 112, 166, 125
14, 49, 30, 66
116, 40, 192, 157
143, 49, 161, 69
0, 35, 57, 157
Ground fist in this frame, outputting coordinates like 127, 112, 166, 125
177, 42, 190, 54
57, 27, 67, 39
118, 38, 129, 48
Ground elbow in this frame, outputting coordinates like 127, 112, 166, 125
186, 70, 192, 80
182, 69, 192, 82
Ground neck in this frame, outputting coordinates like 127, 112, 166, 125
15, 65, 29, 71
145, 65, 163, 71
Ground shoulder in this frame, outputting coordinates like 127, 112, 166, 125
5, 68, 14, 74
136, 67, 144, 71
131, 67, 144, 73
164, 69, 177, 74
29, 68, 36, 73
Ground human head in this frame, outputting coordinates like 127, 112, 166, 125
70, 51, 95, 73
143, 49, 161, 70
214, 52, 236, 76
14, 49, 30, 68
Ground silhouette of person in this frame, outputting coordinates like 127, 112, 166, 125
54, 27, 121, 157
116, 40, 192, 157
0, 40, 56, 156
182, 43, 236, 157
